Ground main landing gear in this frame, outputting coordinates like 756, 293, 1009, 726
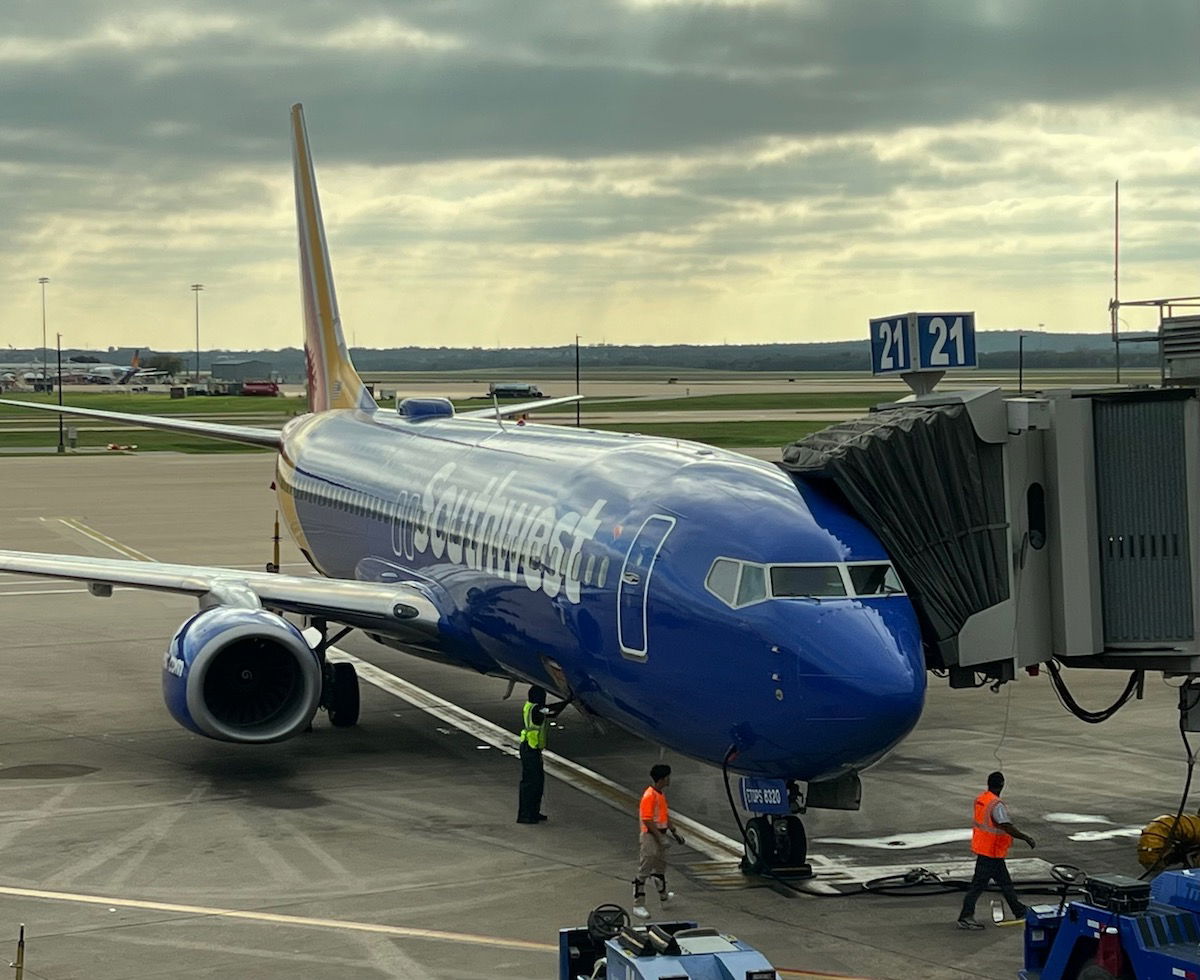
311, 619, 360, 728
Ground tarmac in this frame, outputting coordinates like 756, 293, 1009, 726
0, 454, 1189, 979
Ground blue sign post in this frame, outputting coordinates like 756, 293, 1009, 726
870, 311, 976, 383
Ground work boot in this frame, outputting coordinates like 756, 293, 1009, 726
956, 917, 984, 930
660, 891, 675, 904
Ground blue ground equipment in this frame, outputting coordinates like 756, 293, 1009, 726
1021, 864, 1200, 978
560, 904, 777, 979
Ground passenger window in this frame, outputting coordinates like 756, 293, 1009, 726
736, 564, 767, 607
770, 565, 846, 598
597, 557, 609, 589
705, 559, 740, 605
848, 564, 904, 596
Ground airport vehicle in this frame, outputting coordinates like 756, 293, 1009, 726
0, 105, 925, 860
241, 380, 281, 396
559, 905, 777, 979
1021, 865, 1200, 979
488, 382, 544, 398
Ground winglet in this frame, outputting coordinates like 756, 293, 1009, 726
290, 103, 375, 414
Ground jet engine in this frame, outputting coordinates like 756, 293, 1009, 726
162, 606, 322, 743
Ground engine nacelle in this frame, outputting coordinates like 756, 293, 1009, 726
162, 607, 322, 743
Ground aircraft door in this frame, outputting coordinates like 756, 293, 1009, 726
618, 515, 675, 658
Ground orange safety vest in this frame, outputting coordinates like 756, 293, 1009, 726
971, 790, 1013, 858
639, 786, 669, 834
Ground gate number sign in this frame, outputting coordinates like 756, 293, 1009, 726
869, 311, 976, 375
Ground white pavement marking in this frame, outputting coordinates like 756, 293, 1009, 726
55, 517, 155, 561
327, 646, 747, 864
0, 885, 555, 953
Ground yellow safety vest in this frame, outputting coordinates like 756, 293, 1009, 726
521, 701, 549, 750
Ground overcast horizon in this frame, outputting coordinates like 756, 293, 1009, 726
1, 1, 1197, 353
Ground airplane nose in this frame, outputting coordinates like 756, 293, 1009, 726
788, 600, 926, 776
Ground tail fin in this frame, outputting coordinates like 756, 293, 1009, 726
118, 350, 140, 385
290, 104, 375, 414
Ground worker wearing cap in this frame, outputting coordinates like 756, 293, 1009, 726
957, 771, 1036, 929
516, 685, 570, 824
632, 763, 685, 919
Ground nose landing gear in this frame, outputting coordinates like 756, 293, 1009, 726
740, 814, 811, 878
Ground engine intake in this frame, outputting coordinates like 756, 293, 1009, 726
163, 607, 322, 743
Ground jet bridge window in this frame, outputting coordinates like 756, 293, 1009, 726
770, 565, 846, 599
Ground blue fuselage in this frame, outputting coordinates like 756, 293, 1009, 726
275, 409, 926, 781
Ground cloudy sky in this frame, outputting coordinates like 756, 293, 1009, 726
1, 0, 1197, 353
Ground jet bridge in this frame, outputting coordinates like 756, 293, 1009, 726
781, 384, 1200, 684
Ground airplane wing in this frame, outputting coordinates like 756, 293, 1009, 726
0, 398, 282, 448
457, 394, 583, 420
0, 550, 440, 635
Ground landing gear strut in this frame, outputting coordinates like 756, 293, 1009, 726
311, 619, 361, 728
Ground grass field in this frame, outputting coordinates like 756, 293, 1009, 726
0, 429, 271, 453
0, 392, 300, 418
595, 420, 828, 447
576, 391, 897, 412
0, 415, 823, 454
0, 367, 1159, 455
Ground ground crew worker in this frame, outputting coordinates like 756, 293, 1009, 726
516, 686, 569, 824
957, 771, 1036, 929
632, 763, 685, 919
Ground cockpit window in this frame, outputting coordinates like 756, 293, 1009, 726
737, 564, 767, 607
770, 565, 847, 598
848, 563, 904, 595
705, 558, 740, 605
708, 558, 905, 608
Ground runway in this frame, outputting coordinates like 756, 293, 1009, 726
0, 455, 1188, 979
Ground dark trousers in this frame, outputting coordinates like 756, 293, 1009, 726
518, 742, 544, 821
959, 854, 1026, 920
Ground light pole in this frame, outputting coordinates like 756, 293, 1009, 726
37, 277, 49, 387
55, 332, 64, 453
574, 334, 581, 427
191, 283, 204, 386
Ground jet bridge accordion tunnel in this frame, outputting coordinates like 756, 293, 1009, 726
780, 385, 1200, 686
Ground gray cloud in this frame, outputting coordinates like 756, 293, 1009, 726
0, 0, 1197, 348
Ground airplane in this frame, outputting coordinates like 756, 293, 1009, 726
0, 105, 925, 866
0, 351, 162, 386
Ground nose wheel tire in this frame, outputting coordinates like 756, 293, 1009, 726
327, 661, 360, 727
742, 817, 775, 873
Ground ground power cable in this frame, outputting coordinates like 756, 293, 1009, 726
1139, 675, 1200, 879
1045, 660, 1141, 723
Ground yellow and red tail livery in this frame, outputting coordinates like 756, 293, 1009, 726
290, 103, 375, 414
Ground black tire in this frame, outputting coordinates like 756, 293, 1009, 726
328, 661, 360, 728
743, 817, 776, 872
